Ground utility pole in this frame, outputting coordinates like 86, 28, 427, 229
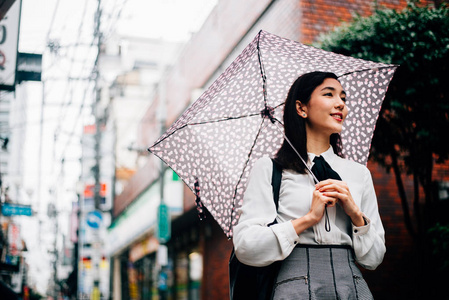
156, 78, 170, 300
92, 0, 102, 299
93, 0, 102, 211
37, 80, 45, 245
52, 205, 59, 299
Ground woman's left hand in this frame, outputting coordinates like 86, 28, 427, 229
315, 179, 365, 227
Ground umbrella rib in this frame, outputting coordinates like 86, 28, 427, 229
257, 30, 268, 107
149, 113, 262, 150
149, 106, 285, 151
338, 65, 397, 77
228, 116, 267, 233
184, 102, 283, 127
187, 113, 261, 126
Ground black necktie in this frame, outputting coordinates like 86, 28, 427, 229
311, 156, 341, 181
311, 156, 342, 232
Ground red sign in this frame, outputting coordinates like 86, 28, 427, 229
84, 183, 107, 199
8, 223, 21, 255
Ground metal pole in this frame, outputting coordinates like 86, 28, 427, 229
158, 78, 167, 205
92, 0, 102, 298
93, 0, 102, 212
53, 208, 59, 299
37, 80, 45, 244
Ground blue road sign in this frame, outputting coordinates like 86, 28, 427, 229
86, 210, 103, 229
1, 203, 32, 216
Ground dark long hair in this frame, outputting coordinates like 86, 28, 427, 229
275, 71, 344, 173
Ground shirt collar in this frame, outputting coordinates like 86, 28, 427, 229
307, 145, 336, 166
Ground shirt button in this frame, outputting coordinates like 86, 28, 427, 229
294, 241, 298, 244
354, 229, 358, 233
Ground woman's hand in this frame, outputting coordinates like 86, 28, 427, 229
307, 188, 338, 224
315, 179, 365, 227
292, 188, 339, 234
292, 179, 364, 235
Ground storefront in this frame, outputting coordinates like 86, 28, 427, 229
128, 235, 159, 299
126, 208, 205, 300
113, 207, 210, 300
108, 170, 183, 300
170, 213, 204, 300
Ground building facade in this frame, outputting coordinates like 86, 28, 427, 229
71, 34, 183, 299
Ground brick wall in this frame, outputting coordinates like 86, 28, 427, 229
365, 161, 417, 298
201, 218, 234, 300
364, 160, 449, 299
300, 0, 427, 44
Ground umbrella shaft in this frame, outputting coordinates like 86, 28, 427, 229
273, 121, 319, 184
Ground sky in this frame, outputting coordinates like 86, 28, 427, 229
19, 0, 217, 52
15, 0, 217, 294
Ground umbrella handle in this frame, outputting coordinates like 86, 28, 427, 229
273, 120, 319, 184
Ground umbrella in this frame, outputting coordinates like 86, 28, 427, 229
148, 30, 397, 238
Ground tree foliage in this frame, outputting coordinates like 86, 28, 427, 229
428, 223, 449, 271
318, 3, 449, 236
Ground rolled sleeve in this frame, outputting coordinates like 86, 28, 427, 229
352, 168, 386, 270
271, 220, 300, 248
352, 215, 370, 236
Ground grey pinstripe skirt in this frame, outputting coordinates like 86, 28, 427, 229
273, 245, 374, 300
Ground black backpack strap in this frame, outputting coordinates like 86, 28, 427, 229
267, 159, 282, 227
229, 159, 283, 300
271, 159, 282, 210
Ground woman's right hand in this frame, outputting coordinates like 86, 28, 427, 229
307, 189, 337, 224
291, 189, 337, 234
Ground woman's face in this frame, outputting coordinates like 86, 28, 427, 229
297, 78, 348, 137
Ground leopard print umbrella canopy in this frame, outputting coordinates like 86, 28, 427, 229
148, 30, 397, 238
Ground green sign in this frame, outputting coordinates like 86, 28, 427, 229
157, 203, 171, 243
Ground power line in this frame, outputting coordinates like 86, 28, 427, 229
102, 0, 130, 41
42, 0, 120, 190
44, 0, 61, 44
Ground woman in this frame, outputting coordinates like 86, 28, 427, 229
233, 71, 385, 299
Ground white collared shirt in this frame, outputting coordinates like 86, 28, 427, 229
233, 146, 386, 270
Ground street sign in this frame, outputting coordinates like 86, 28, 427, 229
1, 203, 32, 216
157, 203, 171, 243
16, 52, 42, 83
86, 210, 102, 229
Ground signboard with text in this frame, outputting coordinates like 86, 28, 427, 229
16, 52, 42, 83
1, 203, 32, 217
0, 0, 21, 90
157, 203, 171, 243
83, 183, 107, 208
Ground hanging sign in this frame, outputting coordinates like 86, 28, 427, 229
157, 203, 170, 243
0, 0, 21, 90
16, 52, 42, 83
1, 203, 32, 216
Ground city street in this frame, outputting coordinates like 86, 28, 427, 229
0, 0, 448, 299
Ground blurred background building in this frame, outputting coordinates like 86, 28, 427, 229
0, 0, 448, 299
